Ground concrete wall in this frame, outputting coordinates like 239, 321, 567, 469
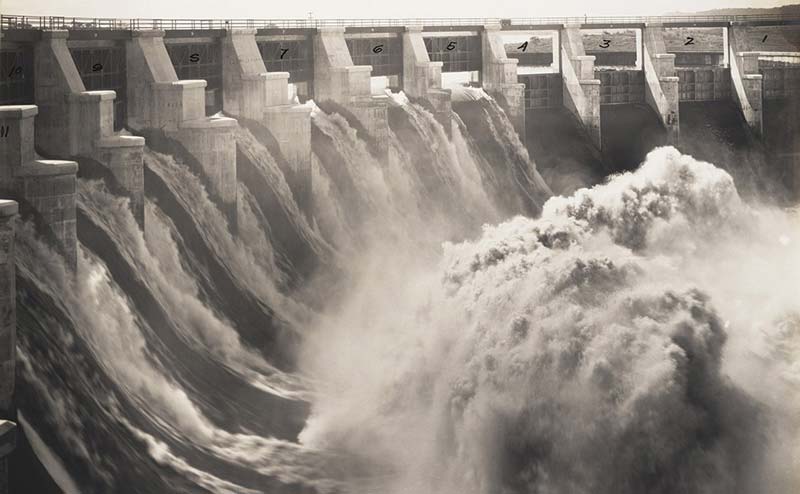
0, 106, 78, 268
482, 24, 526, 137
222, 29, 313, 217
560, 26, 602, 148
0, 201, 18, 419
0, 420, 15, 494
0, 203, 16, 494
313, 27, 390, 157
643, 25, 680, 142
127, 30, 238, 226
728, 26, 763, 136
35, 31, 145, 226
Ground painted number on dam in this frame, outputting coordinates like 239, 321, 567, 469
7, 66, 22, 78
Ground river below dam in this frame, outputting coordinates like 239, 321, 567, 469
10, 89, 800, 494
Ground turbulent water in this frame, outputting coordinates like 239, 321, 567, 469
13, 92, 799, 494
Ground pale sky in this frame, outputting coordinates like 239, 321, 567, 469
0, 0, 790, 20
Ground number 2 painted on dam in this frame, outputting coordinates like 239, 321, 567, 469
684, 37, 695, 46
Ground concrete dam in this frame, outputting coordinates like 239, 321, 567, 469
0, 11, 799, 494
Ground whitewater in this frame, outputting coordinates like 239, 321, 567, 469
11, 91, 800, 494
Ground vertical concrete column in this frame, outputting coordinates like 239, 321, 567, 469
126, 31, 207, 130
128, 30, 238, 227
402, 26, 452, 134
313, 27, 390, 157
560, 25, 601, 148
482, 24, 526, 138
0, 106, 78, 268
0, 202, 16, 494
222, 29, 313, 217
728, 26, 763, 136
643, 24, 680, 143
0, 420, 16, 494
0, 200, 18, 419
222, 29, 274, 119
33, 30, 86, 157
35, 30, 145, 226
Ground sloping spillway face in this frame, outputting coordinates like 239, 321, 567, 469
525, 107, 605, 196
13, 156, 345, 492
13, 222, 336, 494
449, 93, 552, 218
678, 101, 786, 202
300, 147, 800, 493
600, 104, 667, 173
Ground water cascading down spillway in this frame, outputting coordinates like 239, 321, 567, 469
1, 12, 799, 494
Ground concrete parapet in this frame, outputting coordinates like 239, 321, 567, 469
729, 27, 763, 136
313, 27, 389, 157
34, 30, 145, 227
643, 25, 680, 142
482, 24, 526, 137
0, 202, 18, 420
128, 30, 238, 225
403, 26, 452, 134
0, 420, 16, 494
560, 26, 602, 148
221, 28, 313, 217
0, 105, 78, 268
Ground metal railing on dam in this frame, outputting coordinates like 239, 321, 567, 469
2, 13, 800, 31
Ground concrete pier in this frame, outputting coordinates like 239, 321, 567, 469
0, 106, 77, 268
728, 26, 764, 136
560, 26, 602, 148
313, 27, 390, 157
34, 31, 146, 225
643, 25, 680, 142
482, 24, 526, 137
127, 30, 238, 226
222, 29, 313, 216
0, 201, 17, 420
0, 420, 15, 494
402, 26, 453, 134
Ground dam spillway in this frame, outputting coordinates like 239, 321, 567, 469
0, 10, 799, 494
